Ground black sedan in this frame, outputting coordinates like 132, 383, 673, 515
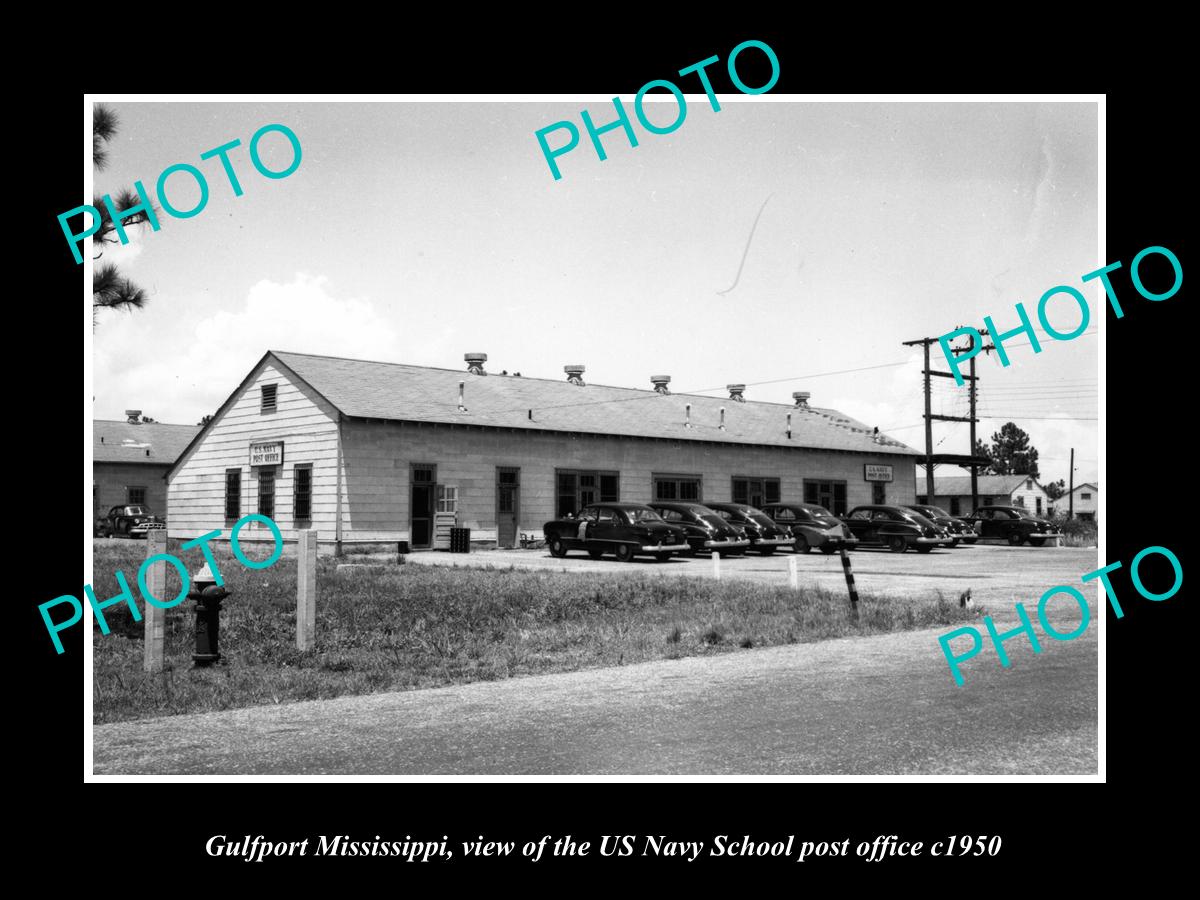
961, 506, 1061, 546
842, 505, 944, 553
543, 503, 690, 562
760, 502, 859, 554
905, 504, 975, 546
648, 502, 752, 556
97, 505, 165, 538
705, 502, 796, 555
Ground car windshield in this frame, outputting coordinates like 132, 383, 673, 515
805, 506, 840, 524
126, 506, 148, 515
913, 506, 948, 518
747, 511, 776, 528
627, 508, 664, 523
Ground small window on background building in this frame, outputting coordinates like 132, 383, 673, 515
261, 384, 277, 412
258, 468, 275, 518
225, 469, 241, 520
1081, 493, 1092, 500
127, 486, 146, 505
293, 464, 312, 521
1026, 479, 1033, 489
872, 482, 886, 505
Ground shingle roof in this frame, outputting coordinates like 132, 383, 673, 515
933, 474, 1032, 496
272, 351, 920, 456
94, 420, 201, 464
1070, 482, 1098, 493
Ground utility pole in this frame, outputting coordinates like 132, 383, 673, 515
903, 331, 991, 509
1068, 447, 1075, 520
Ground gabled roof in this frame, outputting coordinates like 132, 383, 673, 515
1070, 482, 1098, 493
268, 351, 920, 456
932, 474, 1035, 496
94, 420, 201, 465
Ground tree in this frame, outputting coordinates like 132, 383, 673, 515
976, 422, 1040, 478
197, 414, 214, 426
90, 104, 153, 322
139, 415, 157, 423
1044, 479, 1067, 501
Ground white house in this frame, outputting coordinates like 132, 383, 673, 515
1068, 482, 1098, 522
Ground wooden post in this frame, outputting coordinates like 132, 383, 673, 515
143, 529, 167, 674
711, 550, 721, 580
839, 546, 860, 621
788, 555, 799, 590
297, 530, 318, 651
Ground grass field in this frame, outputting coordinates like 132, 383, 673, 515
91, 540, 982, 724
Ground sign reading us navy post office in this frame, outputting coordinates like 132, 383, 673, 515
249, 441, 284, 466
864, 465, 893, 482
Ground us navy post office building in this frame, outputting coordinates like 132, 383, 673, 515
166, 351, 921, 552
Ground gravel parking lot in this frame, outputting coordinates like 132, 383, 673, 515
405, 543, 1101, 614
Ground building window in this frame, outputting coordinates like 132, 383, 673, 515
1081, 492, 1092, 500
258, 468, 276, 519
803, 479, 848, 517
127, 486, 146, 505
1014, 496, 1025, 507
225, 469, 241, 520
1026, 478, 1033, 489
436, 484, 458, 513
293, 464, 312, 521
732, 477, 780, 509
1036, 497, 1043, 515
654, 475, 701, 502
261, 383, 277, 413
872, 482, 886, 504
556, 469, 619, 518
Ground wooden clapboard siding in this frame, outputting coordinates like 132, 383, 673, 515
167, 359, 340, 542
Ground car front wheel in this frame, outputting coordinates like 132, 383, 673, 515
615, 544, 635, 563
916, 545, 934, 554
1028, 537, 1046, 547
1008, 531, 1025, 546
888, 536, 908, 553
794, 535, 810, 554
820, 545, 837, 554
549, 537, 567, 558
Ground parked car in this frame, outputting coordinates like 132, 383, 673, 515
705, 502, 796, 555
543, 502, 690, 562
760, 502, 858, 554
961, 506, 1061, 546
98, 505, 165, 538
648, 502, 752, 557
905, 504, 974, 546
841, 505, 944, 553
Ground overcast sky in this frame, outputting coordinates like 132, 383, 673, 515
90, 99, 1099, 486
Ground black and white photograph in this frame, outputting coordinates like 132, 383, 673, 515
79, 94, 1103, 778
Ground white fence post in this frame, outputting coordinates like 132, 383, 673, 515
788, 555, 799, 590
297, 530, 318, 651
711, 550, 721, 580
143, 529, 167, 674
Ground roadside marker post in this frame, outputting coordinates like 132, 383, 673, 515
143, 528, 167, 674
712, 550, 721, 580
297, 530, 317, 651
788, 555, 799, 590
839, 546, 860, 621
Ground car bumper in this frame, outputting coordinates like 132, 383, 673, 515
957, 534, 978, 543
703, 538, 752, 549
1028, 532, 1061, 539
753, 537, 795, 547
129, 522, 165, 535
914, 537, 941, 545
822, 535, 858, 547
641, 542, 691, 553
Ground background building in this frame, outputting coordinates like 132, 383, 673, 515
1068, 482, 1098, 521
924, 473, 1052, 517
94, 414, 201, 519
167, 351, 922, 552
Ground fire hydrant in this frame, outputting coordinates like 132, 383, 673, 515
190, 564, 231, 667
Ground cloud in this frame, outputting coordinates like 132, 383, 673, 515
94, 273, 399, 424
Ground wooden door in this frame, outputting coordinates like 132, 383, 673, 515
411, 465, 436, 549
497, 467, 519, 549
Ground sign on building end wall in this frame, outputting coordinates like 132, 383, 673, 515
250, 441, 284, 466
864, 464, 893, 482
